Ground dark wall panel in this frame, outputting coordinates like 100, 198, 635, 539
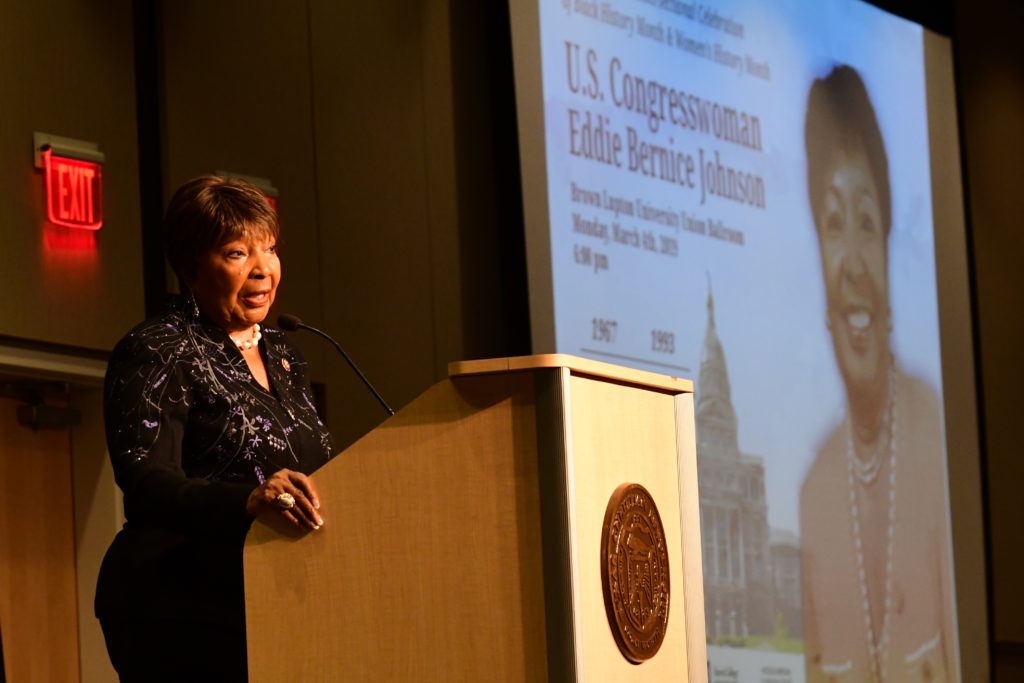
953, 0, 1024, 661
307, 0, 439, 442
0, 0, 143, 350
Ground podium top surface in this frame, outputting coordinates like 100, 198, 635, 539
448, 354, 693, 394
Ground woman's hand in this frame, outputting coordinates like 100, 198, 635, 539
246, 469, 324, 531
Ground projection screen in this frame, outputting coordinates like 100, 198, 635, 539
509, 0, 987, 680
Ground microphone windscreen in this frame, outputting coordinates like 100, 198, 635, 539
277, 313, 303, 331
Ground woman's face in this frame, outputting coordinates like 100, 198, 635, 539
192, 229, 280, 333
817, 144, 889, 401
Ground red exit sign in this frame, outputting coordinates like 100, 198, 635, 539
43, 148, 103, 230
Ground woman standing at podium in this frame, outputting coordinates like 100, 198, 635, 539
799, 66, 957, 681
96, 176, 335, 681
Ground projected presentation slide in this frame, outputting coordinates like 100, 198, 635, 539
528, 0, 959, 680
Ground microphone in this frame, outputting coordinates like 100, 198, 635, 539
277, 313, 395, 416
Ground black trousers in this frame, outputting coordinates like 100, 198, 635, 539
99, 616, 247, 682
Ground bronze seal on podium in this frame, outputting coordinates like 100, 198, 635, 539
601, 482, 670, 663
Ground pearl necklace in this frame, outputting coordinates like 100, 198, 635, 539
232, 324, 261, 351
847, 364, 897, 681
850, 380, 893, 485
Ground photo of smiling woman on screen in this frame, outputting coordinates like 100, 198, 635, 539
799, 65, 957, 682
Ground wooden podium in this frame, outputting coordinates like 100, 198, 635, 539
244, 354, 707, 681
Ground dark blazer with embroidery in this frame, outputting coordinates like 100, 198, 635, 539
95, 298, 335, 625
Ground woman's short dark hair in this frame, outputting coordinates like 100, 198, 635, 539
804, 65, 891, 236
163, 175, 280, 287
